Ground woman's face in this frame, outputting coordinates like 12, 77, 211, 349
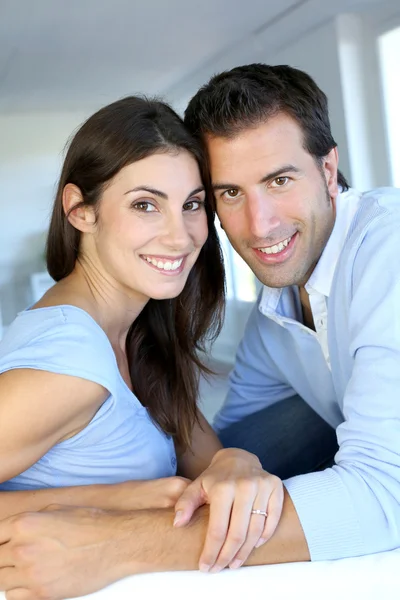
86, 151, 209, 303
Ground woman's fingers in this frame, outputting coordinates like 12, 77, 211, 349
207, 480, 258, 573
198, 484, 235, 572
258, 477, 284, 545
227, 480, 271, 569
173, 479, 204, 527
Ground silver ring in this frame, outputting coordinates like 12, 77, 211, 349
251, 509, 268, 517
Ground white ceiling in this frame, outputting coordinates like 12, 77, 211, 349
0, 0, 388, 112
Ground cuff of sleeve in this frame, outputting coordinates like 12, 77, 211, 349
284, 467, 364, 561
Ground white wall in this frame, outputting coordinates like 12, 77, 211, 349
0, 6, 396, 338
0, 112, 88, 325
267, 20, 351, 186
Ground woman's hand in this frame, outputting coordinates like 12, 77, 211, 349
173, 448, 284, 573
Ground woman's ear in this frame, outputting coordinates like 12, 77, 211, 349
62, 183, 96, 233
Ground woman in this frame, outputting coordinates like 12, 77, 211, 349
0, 97, 283, 574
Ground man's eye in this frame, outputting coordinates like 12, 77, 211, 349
272, 177, 289, 187
223, 189, 239, 198
132, 201, 156, 212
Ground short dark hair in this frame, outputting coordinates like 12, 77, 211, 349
47, 96, 225, 450
184, 63, 349, 190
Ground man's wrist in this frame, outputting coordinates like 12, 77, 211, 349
113, 506, 209, 577
211, 447, 261, 467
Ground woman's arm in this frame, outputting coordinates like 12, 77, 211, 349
0, 368, 108, 484
0, 368, 190, 519
177, 411, 223, 480
0, 477, 190, 521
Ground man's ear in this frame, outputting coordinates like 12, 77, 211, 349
62, 183, 96, 232
321, 148, 339, 202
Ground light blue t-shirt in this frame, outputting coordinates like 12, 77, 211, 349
0, 305, 177, 490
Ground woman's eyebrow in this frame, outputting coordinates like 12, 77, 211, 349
124, 186, 168, 199
124, 185, 205, 200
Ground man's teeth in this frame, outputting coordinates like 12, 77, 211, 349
144, 256, 183, 271
260, 236, 292, 255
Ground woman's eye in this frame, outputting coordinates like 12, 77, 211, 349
183, 199, 203, 211
271, 176, 289, 187
132, 201, 156, 212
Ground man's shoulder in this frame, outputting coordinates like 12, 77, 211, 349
345, 187, 400, 243
356, 186, 400, 218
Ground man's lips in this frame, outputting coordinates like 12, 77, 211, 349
252, 233, 298, 264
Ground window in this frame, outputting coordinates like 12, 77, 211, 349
378, 26, 400, 187
215, 220, 257, 303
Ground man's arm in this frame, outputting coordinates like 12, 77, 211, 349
0, 489, 309, 600
213, 294, 296, 432
286, 208, 400, 561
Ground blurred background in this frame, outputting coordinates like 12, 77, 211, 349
0, 0, 399, 416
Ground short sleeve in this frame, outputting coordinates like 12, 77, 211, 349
0, 306, 118, 394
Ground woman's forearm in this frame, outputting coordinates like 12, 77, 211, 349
0, 477, 190, 520
0, 483, 115, 520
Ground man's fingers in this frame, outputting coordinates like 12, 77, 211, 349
6, 589, 32, 600
173, 480, 203, 527
0, 567, 24, 592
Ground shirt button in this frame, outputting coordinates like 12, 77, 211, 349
171, 457, 177, 468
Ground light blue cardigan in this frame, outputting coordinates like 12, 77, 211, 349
214, 187, 400, 561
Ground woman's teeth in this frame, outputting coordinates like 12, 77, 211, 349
143, 256, 183, 271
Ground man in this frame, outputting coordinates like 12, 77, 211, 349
0, 64, 399, 599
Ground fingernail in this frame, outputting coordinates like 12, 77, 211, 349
209, 565, 223, 574
199, 563, 211, 573
255, 538, 266, 548
173, 510, 184, 526
229, 559, 243, 569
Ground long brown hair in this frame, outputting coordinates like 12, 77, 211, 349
47, 96, 225, 450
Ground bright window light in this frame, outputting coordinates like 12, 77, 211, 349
378, 26, 400, 187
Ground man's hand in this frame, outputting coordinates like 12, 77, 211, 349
174, 448, 284, 573
0, 505, 132, 600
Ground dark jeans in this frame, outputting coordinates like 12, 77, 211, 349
218, 395, 339, 480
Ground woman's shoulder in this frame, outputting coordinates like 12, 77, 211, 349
2, 304, 107, 348
0, 305, 118, 390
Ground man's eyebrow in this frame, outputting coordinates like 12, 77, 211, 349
124, 185, 205, 200
259, 164, 301, 183
212, 165, 301, 191
212, 183, 240, 191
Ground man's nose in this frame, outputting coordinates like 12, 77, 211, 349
246, 193, 280, 239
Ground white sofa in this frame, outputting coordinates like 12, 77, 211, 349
3, 549, 397, 600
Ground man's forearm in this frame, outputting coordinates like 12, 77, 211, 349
116, 488, 310, 578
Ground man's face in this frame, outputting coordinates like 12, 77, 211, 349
206, 113, 339, 288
